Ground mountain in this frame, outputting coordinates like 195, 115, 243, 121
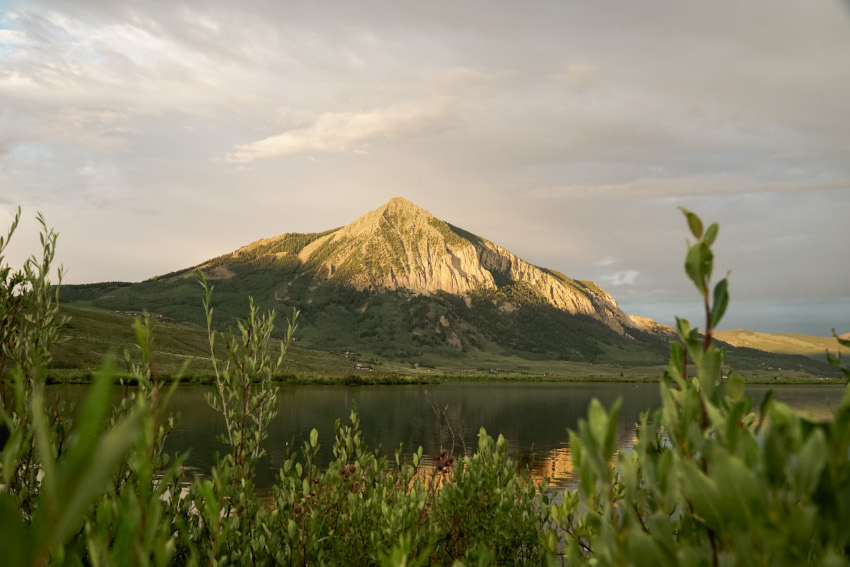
58, 198, 838, 376
222, 197, 635, 335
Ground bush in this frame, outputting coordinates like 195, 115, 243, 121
542, 209, 850, 565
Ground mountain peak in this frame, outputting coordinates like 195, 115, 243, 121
370, 197, 434, 222
383, 196, 421, 210
334, 197, 439, 243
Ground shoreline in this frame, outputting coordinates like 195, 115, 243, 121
43, 369, 847, 386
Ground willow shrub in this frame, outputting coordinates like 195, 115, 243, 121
542, 209, 850, 566
1, 208, 849, 566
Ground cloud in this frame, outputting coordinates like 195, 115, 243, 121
0, 28, 28, 46
226, 99, 455, 162
599, 270, 640, 286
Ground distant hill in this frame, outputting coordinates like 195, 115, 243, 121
58, 198, 839, 376
714, 329, 848, 359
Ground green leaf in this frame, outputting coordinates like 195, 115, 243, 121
675, 317, 691, 341
31, 389, 57, 502
199, 481, 220, 532
678, 460, 722, 530
29, 365, 143, 556
588, 399, 609, 449
727, 370, 745, 401
684, 242, 712, 295
796, 429, 827, 495
310, 428, 318, 448
604, 398, 623, 460
680, 207, 704, 239
710, 278, 729, 328
627, 530, 671, 567
667, 341, 685, 382
697, 345, 724, 398
0, 493, 28, 566
710, 452, 758, 528
703, 222, 719, 246
756, 390, 774, 434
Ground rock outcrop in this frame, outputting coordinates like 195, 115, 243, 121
629, 314, 677, 341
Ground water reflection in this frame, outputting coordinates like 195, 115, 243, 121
48, 382, 845, 491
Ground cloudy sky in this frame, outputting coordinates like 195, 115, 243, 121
2, 0, 849, 336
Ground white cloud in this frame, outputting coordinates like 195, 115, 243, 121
0, 28, 28, 45
600, 270, 640, 286
226, 99, 455, 162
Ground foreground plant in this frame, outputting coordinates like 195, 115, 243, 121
544, 209, 850, 566
0, 210, 152, 565
199, 270, 298, 479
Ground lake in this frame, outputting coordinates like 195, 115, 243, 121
50, 382, 846, 491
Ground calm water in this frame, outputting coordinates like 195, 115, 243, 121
50, 382, 846, 490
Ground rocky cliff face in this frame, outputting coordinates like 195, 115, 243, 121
233, 197, 639, 335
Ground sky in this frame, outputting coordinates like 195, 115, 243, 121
1, 0, 849, 336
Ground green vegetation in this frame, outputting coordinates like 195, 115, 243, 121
302, 233, 346, 277
234, 228, 341, 259
376, 218, 409, 271
542, 209, 850, 564
427, 218, 473, 248
4, 207, 850, 565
